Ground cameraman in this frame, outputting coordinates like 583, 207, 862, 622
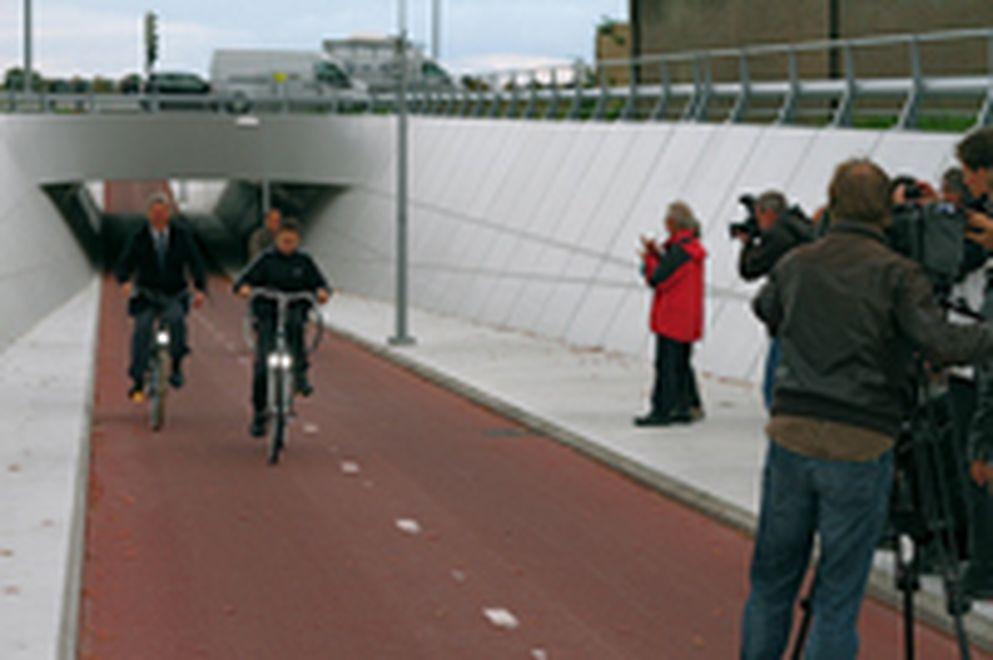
740, 159, 993, 660
735, 191, 814, 409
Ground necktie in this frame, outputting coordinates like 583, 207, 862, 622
155, 231, 166, 272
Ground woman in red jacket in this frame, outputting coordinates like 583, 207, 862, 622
636, 201, 707, 427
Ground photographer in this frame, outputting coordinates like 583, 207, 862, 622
635, 202, 707, 427
734, 191, 814, 409
955, 127, 993, 598
740, 159, 993, 660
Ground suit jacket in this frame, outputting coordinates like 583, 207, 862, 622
115, 221, 207, 299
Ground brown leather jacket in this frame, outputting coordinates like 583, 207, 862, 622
754, 220, 993, 438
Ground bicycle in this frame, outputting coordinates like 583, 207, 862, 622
248, 288, 325, 465
135, 288, 186, 432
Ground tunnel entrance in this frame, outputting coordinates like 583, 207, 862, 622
43, 179, 343, 278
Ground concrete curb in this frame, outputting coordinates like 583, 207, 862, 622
329, 322, 993, 654
57, 279, 101, 660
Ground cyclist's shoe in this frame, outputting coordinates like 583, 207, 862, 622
250, 413, 267, 438
169, 362, 184, 389
128, 381, 145, 404
295, 374, 314, 398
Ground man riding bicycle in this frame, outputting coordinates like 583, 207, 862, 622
234, 218, 331, 437
115, 193, 207, 402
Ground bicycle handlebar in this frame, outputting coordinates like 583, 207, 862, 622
248, 288, 320, 306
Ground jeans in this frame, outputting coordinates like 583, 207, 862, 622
650, 335, 698, 417
129, 296, 189, 383
741, 442, 893, 660
762, 337, 781, 411
252, 309, 309, 414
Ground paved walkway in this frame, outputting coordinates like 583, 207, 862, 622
0, 279, 100, 659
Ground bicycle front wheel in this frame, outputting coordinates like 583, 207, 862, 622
268, 370, 285, 465
149, 351, 167, 432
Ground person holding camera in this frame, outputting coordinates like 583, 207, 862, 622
740, 159, 993, 660
734, 191, 814, 410
954, 128, 993, 598
635, 202, 707, 427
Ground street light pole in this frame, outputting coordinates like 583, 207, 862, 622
431, 0, 441, 61
390, 0, 415, 346
23, 0, 32, 94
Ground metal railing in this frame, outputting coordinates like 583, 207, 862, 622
2, 28, 992, 131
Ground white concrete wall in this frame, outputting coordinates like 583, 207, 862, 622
0, 124, 94, 352
306, 117, 963, 383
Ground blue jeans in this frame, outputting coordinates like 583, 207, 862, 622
741, 442, 893, 660
762, 338, 781, 411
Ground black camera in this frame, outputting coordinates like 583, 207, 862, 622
729, 194, 760, 240
888, 200, 966, 294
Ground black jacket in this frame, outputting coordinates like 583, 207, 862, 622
739, 212, 814, 282
754, 220, 993, 438
115, 222, 207, 296
234, 249, 329, 317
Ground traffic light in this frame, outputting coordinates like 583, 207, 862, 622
144, 11, 159, 74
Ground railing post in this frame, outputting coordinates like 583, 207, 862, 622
545, 67, 560, 120
831, 41, 856, 128
729, 49, 751, 123
505, 71, 520, 118
897, 36, 923, 130
683, 54, 711, 121
776, 46, 800, 125
649, 59, 671, 121
592, 64, 609, 120
567, 62, 584, 121
620, 58, 640, 121
488, 73, 502, 119
523, 71, 539, 119
978, 30, 993, 127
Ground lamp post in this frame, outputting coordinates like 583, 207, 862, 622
389, 0, 415, 346
23, 0, 32, 94
431, 0, 440, 61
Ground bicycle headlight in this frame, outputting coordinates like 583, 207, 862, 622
268, 353, 294, 370
156, 331, 170, 345
280, 354, 294, 370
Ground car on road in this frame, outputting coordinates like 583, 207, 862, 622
142, 72, 215, 111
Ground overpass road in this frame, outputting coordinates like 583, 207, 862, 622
77, 279, 981, 659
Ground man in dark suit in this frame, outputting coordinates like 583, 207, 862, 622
115, 193, 207, 401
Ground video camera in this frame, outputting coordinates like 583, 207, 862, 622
888, 185, 967, 295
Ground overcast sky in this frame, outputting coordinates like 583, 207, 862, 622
0, 0, 629, 78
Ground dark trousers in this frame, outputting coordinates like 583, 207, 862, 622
651, 334, 699, 417
252, 309, 309, 414
129, 297, 189, 383
948, 376, 993, 571
742, 443, 893, 660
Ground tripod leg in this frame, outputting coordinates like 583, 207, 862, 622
790, 592, 814, 660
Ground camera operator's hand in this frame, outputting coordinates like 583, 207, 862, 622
639, 235, 659, 259
733, 229, 751, 245
966, 210, 993, 251
971, 460, 993, 487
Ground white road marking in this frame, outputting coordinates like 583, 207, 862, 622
340, 461, 360, 475
395, 519, 422, 535
482, 608, 519, 630
303, 423, 319, 435
531, 649, 548, 660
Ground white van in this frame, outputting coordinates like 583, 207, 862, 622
210, 49, 369, 110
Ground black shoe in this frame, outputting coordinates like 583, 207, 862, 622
169, 367, 185, 390
634, 412, 669, 427
250, 413, 267, 438
295, 374, 314, 398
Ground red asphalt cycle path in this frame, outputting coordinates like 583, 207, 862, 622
77, 279, 984, 659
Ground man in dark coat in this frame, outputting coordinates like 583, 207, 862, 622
115, 193, 207, 400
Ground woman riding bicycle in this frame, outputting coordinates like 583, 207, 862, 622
234, 218, 331, 437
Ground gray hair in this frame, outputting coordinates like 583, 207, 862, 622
146, 191, 171, 212
666, 201, 699, 233
756, 191, 788, 215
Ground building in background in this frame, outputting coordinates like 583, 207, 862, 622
629, 0, 993, 81
595, 19, 633, 86
323, 37, 454, 94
